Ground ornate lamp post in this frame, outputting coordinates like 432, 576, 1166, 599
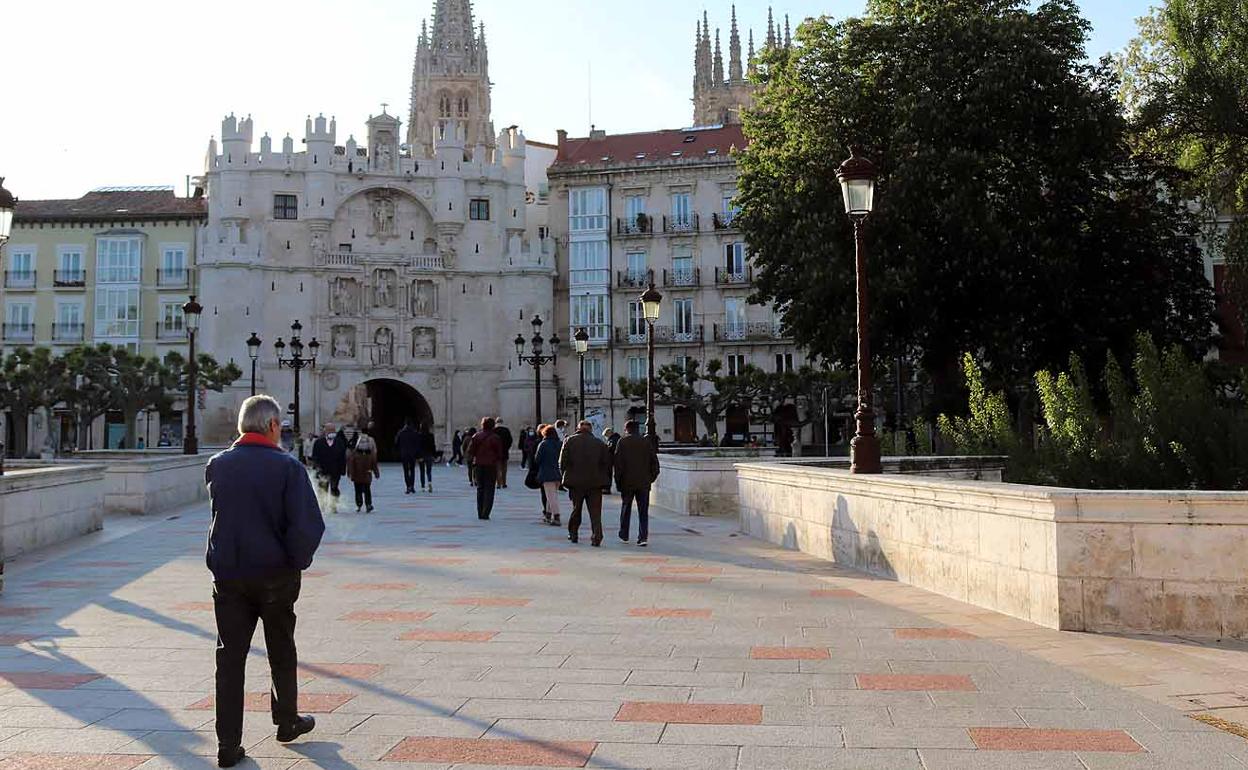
245, 332, 262, 396
573, 328, 590, 422
181, 296, 203, 455
640, 282, 663, 450
514, 315, 559, 425
275, 320, 319, 461
836, 149, 881, 474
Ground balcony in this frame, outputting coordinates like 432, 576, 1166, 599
157, 268, 191, 288
615, 325, 704, 346
663, 214, 700, 234
713, 211, 739, 230
156, 323, 187, 341
53, 269, 87, 288
566, 325, 611, 347
714, 322, 790, 343
616, 215, 654, 236
4, 271, 36, 290
52, 323, 85, 343
715, 266, 753, 286
663, 268, 700, 288
2, 323, 35, 342
569, 269, 611, 288
315, 251, 445, 271
617, 270, 653, 289
584, 380, 605, 396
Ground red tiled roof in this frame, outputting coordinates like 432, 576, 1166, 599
553, 125, 747, 170
15, 189, 206, 223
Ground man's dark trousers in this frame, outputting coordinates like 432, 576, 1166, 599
619, 488, 650, 542
213, 571, 302, 750
568, 488, 604, 542
419, 459, 434, 488
401, 459, 417, 491
476, 466, 498, 518
327, 474, 342, 497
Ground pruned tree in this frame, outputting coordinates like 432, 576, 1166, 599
618, 359, 767, 440
60, 344, 117, 450
0, 347, 69, 457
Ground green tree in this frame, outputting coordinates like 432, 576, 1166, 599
156, 351, 242, 424
60, 344, 118, 450
736, 0, 1215, 414
618, 359, 766, 439
1118, 0, 1248, 329
0, 347, 69, 457
107, 348, 166, 449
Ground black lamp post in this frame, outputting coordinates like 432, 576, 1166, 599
182, 296, 203, 455
0, 179, 14, 475
640, 282, 663, 450
837, 148, 882, 474
573, 328, 590, 422
245, 332, 262, 396
275, 320, 319, 461
515, 315, 559, 425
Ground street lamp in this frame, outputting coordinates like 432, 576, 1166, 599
573, 328, 590, 422
276, 320, 319, 461
245, 332, 262, 397
836, 148, 881, 474
0, 178, 15, 247
515, 315, 559, 425
640, 282, 663, 450
182, 295, 203, 455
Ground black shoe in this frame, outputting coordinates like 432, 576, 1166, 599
218, 746, 246, 768
637, 539, 648, 547
619, 534, 629, 543
568, 532, 578, 543
591, 538, 602, 548
276, 714, 316, 743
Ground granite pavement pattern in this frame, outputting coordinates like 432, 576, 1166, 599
0, 463, 1243, 769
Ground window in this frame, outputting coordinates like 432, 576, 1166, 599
725, 242, 746, 275
625, 195, 647, 220
628, 301, 646, 337
469, 198, 491, 221
626, 252, 647, 283
273, 194, 298, 220
722, 192, 740, 217
674, 355, 694, 375
570, 188, 607, 231
160, 301, 185, 336
570, 241, 609, 286
776, 352, 795, 373
627, 356, 646, 382
727, 354, 747, 377
57, 246, 84, 283
725, 297, 746, 326
55, 302, 83, 341
570, 294, 609, 341
5, 302, 34, 339
96, 238, 141, 283
94, 287, 140, 338
584, 358, 604, 393
672, 249, 695, 285
674, 298, 694, 335
160, 246, 188, 285
8, 247, 35, 287
671, 192, 692, 226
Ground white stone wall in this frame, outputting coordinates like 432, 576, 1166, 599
0, 465, 106, 564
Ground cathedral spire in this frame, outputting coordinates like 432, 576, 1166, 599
784, 14, 791, 48
766, 7, 776, 48
748, 29, 756, 76
431, 0, 476, 56
693, 21, 704, 95
713, 29, 724, 85
728, 5, 743, 82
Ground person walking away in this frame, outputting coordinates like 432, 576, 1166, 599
395, 419, 421, 494
347, 435, 380, 512
450, 429, 464, 466
466, 418, 504, 519
206, 395, 324, 768
521, 426, 538, 469
555, 419, 569, 442
495, 418, 514, 489
310, 424, 347, 500
560, 420, 612, 546
464, 426, 478, 486
602, 426, 621, 494
416, 423, 437, 492
533, 424, 563, 526
615, 420, 660, 547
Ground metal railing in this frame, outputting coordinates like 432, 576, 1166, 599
156, 323, 187, 340
567, 325, 612, 346
4, 271, 36, 289
714, 322, 789, 342
663, 268, 700, 288
715, 266, 753, 285
663, 214, 700, 234
53, 269, 87, 287
2, 323, 35, 342
615, 325, 704, 346
584, 380, 605, 396
52, 323, 85, 342
616, 215, 654, 235
617, 269, 653, 289
157, 268, 190, 287
713, 211, 739, 230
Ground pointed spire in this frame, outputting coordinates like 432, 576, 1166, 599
766, 7, 776, 48
713, 29, 724, 85
748, 29, 756, 75
693, 20, 704, 95
729, 5, 743, 81
784, 14, 791, 48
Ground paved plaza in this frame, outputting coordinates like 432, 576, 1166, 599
0, 464, 1245, 769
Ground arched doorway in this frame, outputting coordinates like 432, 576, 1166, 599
331, 379, 434, 462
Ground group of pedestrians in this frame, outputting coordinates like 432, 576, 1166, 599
308, 423, 380, 513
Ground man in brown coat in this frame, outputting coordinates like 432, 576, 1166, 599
466, 417, 505, 520
614, 420, 660, 547
559, 420, 612, 546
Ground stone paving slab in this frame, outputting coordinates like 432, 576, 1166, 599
0, 463, 1244, 768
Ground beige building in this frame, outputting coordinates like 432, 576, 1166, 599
548, 124, 803, 443
0, 187, 205, 451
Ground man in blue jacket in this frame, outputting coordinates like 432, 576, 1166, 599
206, 395, 326, 768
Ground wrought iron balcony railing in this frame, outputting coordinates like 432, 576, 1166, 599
4, 271, 36, 289
715, 266, 753, 286
663, 213, 700, 234
615, 325, 705, 346
663, 268, 700, 288
53, 269, 87, 287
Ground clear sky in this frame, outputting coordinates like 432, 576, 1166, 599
1, 0, 1157, 201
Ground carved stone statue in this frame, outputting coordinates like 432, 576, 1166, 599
374, 269, 397, 308
370, 191, 396, 241
374, 327, 394, 366
331, 277, 358, 315
331, 325, 355, 358
377, 143, 392, 170
310, 229, 328, 259
412, 327, 436, 359
412, 280, 436, 317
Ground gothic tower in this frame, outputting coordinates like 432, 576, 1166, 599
692, 5, 776, 126
408, 0, 495, 156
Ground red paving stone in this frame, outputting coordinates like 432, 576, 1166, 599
620, 556, 671, 563
810, 588, 862, 598
31, 581, 96, 589
342, 583, 418, 591
400, 630, 499, 642
341, 610, 434, 623
383, 736, 596, 766
523, 548, 570, 554
642, 576, 713, 584
627, 607, 713, 619
188, 692, 354, 712
658, 566, 723, 575
409, 557, 469, 565
751, 646, 831, 660
299, 662, 384, 680
969, 727, 1144, 753
857, 673, 977, 691
433, 544, 464, 549
172, 602, 214, 612
450, 597, 532, 607
0, 672, 103, 690
495, 568, 560, 576
0, 754, 151, 770
303, 570, 330, 578
616, 701, 763, 725
0, 607, 48, 617
895, 627, 977, 640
